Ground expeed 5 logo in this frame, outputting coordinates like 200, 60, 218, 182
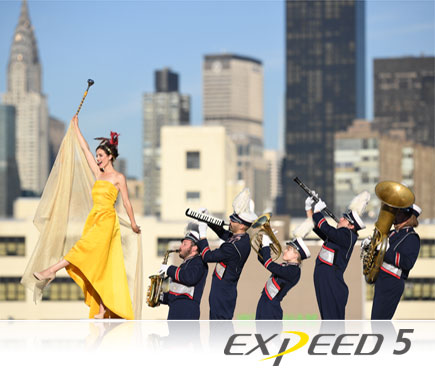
224, 329, 414, 366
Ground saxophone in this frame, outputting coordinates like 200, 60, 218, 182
146, 249, 179, 307
361, 181, 414, 284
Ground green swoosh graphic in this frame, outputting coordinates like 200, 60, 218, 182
260, 331, 309, 361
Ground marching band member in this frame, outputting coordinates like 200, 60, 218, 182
370, 204, 421, 319
195, 188, 257, 320
306, 192, 368, 319
159, 223, 208, 320
256, 235, 311, 320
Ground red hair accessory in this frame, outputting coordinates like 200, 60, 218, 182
95, 132, 120, 148
110, 131, 120, 147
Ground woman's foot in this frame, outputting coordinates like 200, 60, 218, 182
94, 310, 107, 319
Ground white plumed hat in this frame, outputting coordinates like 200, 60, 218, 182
230, 188, 258, 226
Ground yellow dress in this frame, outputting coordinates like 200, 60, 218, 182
64, 180, 134, 320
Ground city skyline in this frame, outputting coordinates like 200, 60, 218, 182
0, 0, 434, 179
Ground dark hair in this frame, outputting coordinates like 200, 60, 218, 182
402, 214, 419, 228
95, 132, 120, 162
96, 142, 118, 162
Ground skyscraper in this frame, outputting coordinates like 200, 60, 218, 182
281, 0, 365, 216
203, 53, 267, 212
48, 116, 65, 169
143, 68, 190, 216
2, 0, 49, 195
0, 105, 20, 217
373, 56, 434, 147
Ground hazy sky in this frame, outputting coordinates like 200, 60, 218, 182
0, 0, 434, 179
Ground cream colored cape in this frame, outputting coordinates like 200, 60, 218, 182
20, 121, 143, 319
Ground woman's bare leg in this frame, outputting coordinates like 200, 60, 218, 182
94, 301, 107, 319
35, 259, 69, 279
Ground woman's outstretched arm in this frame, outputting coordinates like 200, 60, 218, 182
71, 115, 100, 177
118, 173, 141, 234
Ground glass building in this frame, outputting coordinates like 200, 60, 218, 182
281, 0, 365, 217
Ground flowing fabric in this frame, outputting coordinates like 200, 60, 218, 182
21, 121, 143, 319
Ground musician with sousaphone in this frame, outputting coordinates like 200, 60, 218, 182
367, 203, 422, 319
158, 222, 208, 320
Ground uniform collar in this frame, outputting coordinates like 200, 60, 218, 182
183, 253, 199, 263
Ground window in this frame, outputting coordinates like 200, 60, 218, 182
419, 239, 435, 258
186, 191, 200, 202
403, 278, 435, 301
366, 278, 435, 301
186, 151, 200, 169
0, 237, 25, 256
0, 277, 25, 301
42, 277, 84, 301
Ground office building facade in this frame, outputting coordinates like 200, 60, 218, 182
203, 53, 267, 212
281, 0, 365, 216
374, 56, 435, 147
143, 68, 190, 216
0, 105, 20, 217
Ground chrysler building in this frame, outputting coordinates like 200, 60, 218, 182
2, 0, 49, 195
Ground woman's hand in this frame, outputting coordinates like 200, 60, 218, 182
132, 223, 141, 234
72, 114, 78, 126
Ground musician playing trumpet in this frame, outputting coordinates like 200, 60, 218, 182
256, 235, 311, 320
159, 222, 208, 320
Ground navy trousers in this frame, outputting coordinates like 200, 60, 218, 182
314, 265, 349, 320
371, 271, 404, 320
209, 277, 237, 320
255, 294, 283, 320
168, 298, 200, 320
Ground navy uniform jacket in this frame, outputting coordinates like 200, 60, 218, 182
256, 246, 301, 320
163, 254, 208, 320
312, 212, 358, 320
371, 227, 420, 320
197, 224, 251, 319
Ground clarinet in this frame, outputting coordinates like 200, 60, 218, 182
185, 208, 227, 227
293, 177, 339, 223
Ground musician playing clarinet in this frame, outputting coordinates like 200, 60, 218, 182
306, 194, 366, 320
194, 188, 257, 320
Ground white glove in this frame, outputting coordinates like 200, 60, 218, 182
360, 237, 371, 251
262, 234, 272, 248
158, 264, 169, 275
197, 207, 208, 238
199, 222, 207, 238
377, 238, 390, 251
305, 196, 315, 211
314, 199, 327, 213
197, 207, 209, 215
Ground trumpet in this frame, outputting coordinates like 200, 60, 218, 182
248, 213, 282, 262
146, 249, 179, 308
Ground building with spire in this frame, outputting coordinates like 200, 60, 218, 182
2, 0, 49, 195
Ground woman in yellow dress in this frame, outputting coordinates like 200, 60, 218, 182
33, 115, 141, 319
